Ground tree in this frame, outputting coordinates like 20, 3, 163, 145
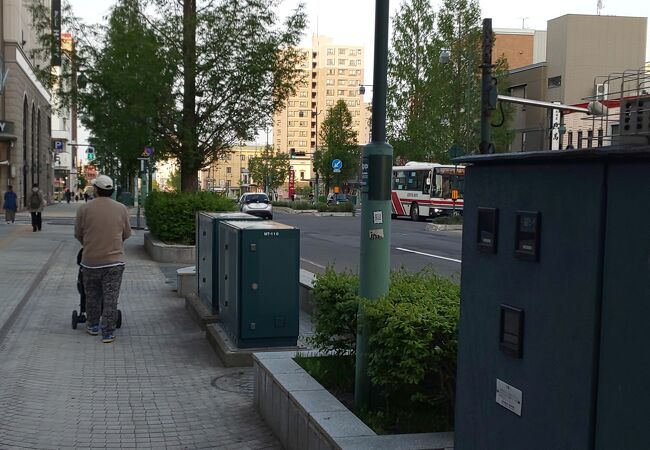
147, 0, 307, 191
314, 100, 359, 194
166, 170, 181, 192
248, 146, 290, 194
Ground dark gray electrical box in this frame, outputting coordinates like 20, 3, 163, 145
218, 220, 300, 348
454, 147, 650, 450
196, 212, 261, 314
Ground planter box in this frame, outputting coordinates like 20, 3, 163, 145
425, 223, 463, 232
144, 232, 195, 263
253, 351, 454, 450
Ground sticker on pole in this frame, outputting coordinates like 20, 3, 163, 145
369, 228, 384, 240
331, 159, 343, 173
373, 210, 383, 224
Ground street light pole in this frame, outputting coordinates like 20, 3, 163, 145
355, 0, 393, 410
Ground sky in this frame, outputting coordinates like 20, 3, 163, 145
68, 0, 650, 145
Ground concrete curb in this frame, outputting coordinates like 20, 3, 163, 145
143, 232, 195, 263
253, 352, 455, 450
184, 293, 219, 331
274, 207, 354, 217
425, 223, 463, 232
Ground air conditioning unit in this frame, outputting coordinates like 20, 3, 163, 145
596, 83, 609, 100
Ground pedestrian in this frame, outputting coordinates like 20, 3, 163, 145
65, 188, 71, 203
29, 183, 45, 232
3, 185, 17, 224
74, 175, 132, 343
83, 192, 88, 202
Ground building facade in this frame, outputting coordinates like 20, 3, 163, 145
272, 35, 370, 157
493, 28, 546, 70
1, 0, 53, 208
506, 14, 647, 152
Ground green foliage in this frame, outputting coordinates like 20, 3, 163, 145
248, 146, 290, 193
294, 355, 355, 395
144, 191, 236, 244
308, 267, 361, 356
307, 268, 460, 433
363, 269, 460, 430
432, 214, 463, 224
315, 202, 354, 213
314, 100, 360, 193
167, 170, 181, 193
295, 185, 313, 197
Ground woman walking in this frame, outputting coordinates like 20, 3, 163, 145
3, 185, 17, 224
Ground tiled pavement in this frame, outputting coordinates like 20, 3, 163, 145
0, 203, 281, 449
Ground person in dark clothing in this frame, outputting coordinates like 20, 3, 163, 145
3, 185, 17, 224
29, 184, 45, 232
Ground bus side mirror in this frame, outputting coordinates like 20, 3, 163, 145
426, 178, 431, 185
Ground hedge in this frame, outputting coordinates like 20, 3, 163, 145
307, 267, 460, 432
144, 191, 236, 244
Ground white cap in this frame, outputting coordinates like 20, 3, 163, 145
92, 174, 114, 190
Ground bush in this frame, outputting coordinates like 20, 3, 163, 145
364, 269, 460, 431
315, 202, 354, 213
306, 267, 460, 433
144, 191, 236, 244
308, 267, 360, 355
432, 214, 463, 225
272, 200, 291, 208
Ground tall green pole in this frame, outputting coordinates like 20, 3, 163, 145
355, 0, 393, 410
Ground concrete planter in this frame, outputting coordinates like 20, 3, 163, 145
274, 206, 319, 214
144, 232, 195, 264
253, 351, 454, 450
426, 223, 463, 232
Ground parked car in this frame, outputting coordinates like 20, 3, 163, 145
327, 193, 349, 205
239, 192, 273, 219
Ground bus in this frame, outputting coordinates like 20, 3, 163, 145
391, 162, 465, 221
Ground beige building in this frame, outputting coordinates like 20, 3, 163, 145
507, 14, 647, 152
1, 0, 53, 208
273, 35, 370, 159
493, 28, 546, 70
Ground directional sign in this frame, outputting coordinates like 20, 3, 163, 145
54, 140, 64, 152
331, 159, 343, 173
143, 146, 154, 157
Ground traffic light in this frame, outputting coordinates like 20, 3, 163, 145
86, 146, 95, 161
289, 148, 296, 159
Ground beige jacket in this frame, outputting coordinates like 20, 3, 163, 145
74, 197, 132, 267
29, 189, 45, 213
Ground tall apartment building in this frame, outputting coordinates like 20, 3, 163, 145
0, 0, 53, 208
273, 35, 370, 158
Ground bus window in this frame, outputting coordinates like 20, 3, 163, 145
393, 171, 407, 190
423, 173, 431, 195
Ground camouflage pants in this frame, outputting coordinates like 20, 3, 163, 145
82, 265, 125, 333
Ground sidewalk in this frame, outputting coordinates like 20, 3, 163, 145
0, 202, 280, 449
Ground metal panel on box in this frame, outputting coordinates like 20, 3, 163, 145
218, 220, 300, 348
196, 212, 261, 314
454, 155, 607, 450
595, 161, 650, 450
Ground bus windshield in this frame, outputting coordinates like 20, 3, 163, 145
432, 167, 465, 199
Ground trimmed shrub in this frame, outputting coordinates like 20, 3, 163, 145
144, 191, 236, 244
432, 215, 463, 225
308, 267, 360, 356
315, 202, 354, 213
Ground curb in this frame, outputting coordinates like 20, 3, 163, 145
426, 223, 463, 232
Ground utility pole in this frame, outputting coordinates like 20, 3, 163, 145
355, 0, 393, 410
479, 18, 496, 154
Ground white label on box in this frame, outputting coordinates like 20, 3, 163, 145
496, 379, 522, 416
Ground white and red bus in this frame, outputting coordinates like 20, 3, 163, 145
391, 162, 465, 221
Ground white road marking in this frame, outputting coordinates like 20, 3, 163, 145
300, 258, 326, 269
395, 247, 462, 264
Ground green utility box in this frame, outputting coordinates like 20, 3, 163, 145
218, 221, 300, 348
196, 212, 261, 314
454, 147, 650, 450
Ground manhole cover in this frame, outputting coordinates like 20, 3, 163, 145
212, 371, 253, 396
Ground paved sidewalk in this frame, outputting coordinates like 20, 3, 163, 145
0, 202, 281, 449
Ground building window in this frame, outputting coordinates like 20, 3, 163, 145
338, 59, 346, 65
567, 131, 573, 148
577, 131, 583, 149
327, 68, 335, 75
349, 60, 356, 66
338, 79, 346, 86
338, 69, 346, 75
348, 79, 357, 86
326, 99, 334, 106
327, 48, 335, 55
300, 171, 305, 180
299, 91, 308, 97
548, 76, 562, 88
337, 89, 345, 96
226, 167, 232, 174
300, 140, 307, 147
241, 155, 245, 161
357, 59, 361, 66
326, 78, 334, 85
326, 89, 334, 96
300, 101, 308, 107
338, 48, 346, 55
349, 90, 357, 96
327, 59, 334, 65
587, 130, 593, 148
597, 129, 603, 146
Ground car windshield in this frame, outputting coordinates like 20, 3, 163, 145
335, 194, 347, 201
244, 194, 269, 203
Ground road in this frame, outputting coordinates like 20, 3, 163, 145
273, 210, 463, 280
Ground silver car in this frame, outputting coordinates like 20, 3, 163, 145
239, 193, 273, 219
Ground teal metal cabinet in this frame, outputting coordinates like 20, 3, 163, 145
454, 147, 650, 450
196, 212, 260, 314
218, 221, 300, 348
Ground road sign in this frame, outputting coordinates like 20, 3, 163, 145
143, 146, 154, 157
331, 159, 343, 173
54, 140, 64, 152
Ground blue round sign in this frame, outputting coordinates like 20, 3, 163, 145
331, 159, 343, 170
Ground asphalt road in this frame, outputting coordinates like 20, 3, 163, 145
273, 210, 463, 280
